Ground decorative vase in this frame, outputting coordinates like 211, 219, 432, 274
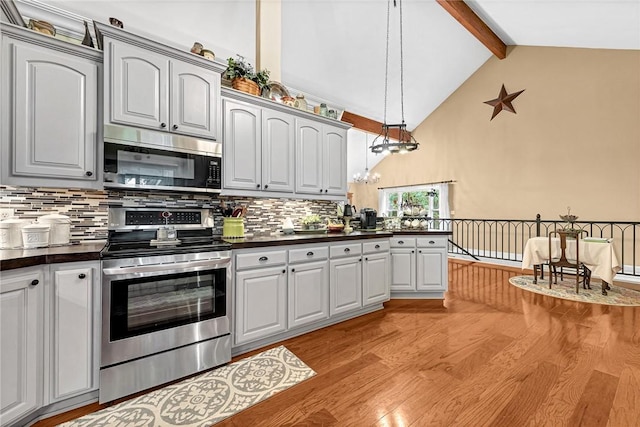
232, 78, 260, 96
294, 94, 307, 111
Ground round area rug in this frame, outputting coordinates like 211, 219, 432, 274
509, 276, 640, 306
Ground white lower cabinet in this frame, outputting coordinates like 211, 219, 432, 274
45, 261, 100, 404
288, 260, 329, 329
363, 252, 391, 306
0, 266, 44, 426
235, 266, 287, 345
390, 236, 448, 297
329, 256, 362, 316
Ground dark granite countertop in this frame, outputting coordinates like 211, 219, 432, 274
0, 241, 106, 271
0, 230, 453, 270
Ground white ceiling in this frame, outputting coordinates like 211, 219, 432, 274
19, 0, 640, 133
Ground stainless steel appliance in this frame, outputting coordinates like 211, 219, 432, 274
360, 208, 378, 229
103, 124, 222, 193
100, 207, 232, 403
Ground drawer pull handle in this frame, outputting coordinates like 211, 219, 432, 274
307, 251, 314, 256
429, 240, 435, 244
398, 240, 404, 244
30, 279, 39, 286
375, 244, 380, 249
160, 122, 166, 128
78, 273, 86, 279
344, 248, 350, 252
172, 124, 179, 130
282, 269, 286, 274
258, 256, 268, 261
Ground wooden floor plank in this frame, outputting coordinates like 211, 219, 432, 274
33, 260, 640, 427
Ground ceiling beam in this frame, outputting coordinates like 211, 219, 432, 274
341, 111, 411, 142
436, 0, 507, 60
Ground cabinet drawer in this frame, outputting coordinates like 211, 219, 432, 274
236, 250, 287, 270
289, 246, 329, 264
362, 240, 390, 254
330, 242, 362, 258
416, 236, 448, 248
390, 237, 416, 248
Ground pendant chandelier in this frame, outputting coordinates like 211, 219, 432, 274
353, 140, 381, 184
370, 0, 419, 155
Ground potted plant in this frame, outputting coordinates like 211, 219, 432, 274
224, 55, 270, 96
300, 214, 323, 230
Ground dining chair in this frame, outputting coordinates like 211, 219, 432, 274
548, 229, 590, 293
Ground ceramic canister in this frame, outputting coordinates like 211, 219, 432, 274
38, 213, 71, 245
0, 218, 30, 249
21, 223, 50, 248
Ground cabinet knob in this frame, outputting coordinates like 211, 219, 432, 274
365, 257, 368, 261
256, 184, 261, 188
172, 124, 179, 130
85, 171, 93, 177
344, 248, 350, 252
319, 189, 323, 193
258, 256, 268, 261
291, 268, 295, 272
78, 273, 86, 279
419, 250, 422, 253
30, 279, 39, 286
324, 189, 328, 193
264, 185, 269, 189
375, 244, 380, 249
282, 269, 286, 274
160, 122, 167, 128
412, 250, 415, 253
359, 258, 362, 262
306, 251, 314, 256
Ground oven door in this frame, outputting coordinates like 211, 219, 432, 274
101, 253, 231, 367
103, 141, 221, 193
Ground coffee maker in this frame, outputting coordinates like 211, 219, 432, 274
359, 208, 377, 229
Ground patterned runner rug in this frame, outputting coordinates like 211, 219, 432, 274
509, 275, 640, 306
62, 346, 315, 426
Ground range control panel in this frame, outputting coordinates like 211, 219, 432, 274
125, 210, 202, 226
108, 207, 212, 230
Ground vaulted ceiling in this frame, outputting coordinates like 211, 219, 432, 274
19, 0, 640, 132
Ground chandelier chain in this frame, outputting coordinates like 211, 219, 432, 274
383, 0, 391, 125
399, 0, 405, 124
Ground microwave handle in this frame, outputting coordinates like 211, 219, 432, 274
103, 257, 230, 276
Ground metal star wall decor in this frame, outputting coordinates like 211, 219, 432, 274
484, 84, 525, 121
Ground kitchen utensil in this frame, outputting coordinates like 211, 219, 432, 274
231, 207, 243, 217
38, 213, 71, 245
343, 204, 355, 217
411, 219, 420, 228
0, 218, 29, 249
21, 223, 50, 248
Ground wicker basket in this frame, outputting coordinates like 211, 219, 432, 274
232, 78, 261, 96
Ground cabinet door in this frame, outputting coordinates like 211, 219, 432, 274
391, 249, 416, 291
0, 267, 43, 425
362, 252, 390, 306
223, 99, 261, 190
262, 109, 295, 193
45, 262, 100, 403
416, 249, 447, 291
171, 61, 220, 140
109, 41, 169, 130
295, 118, 323, 195
329, 256, 362, 316
323, 126, 348, 195
10, 41, 97, 180
288, 261, 329, 328
235, 267, 287, 345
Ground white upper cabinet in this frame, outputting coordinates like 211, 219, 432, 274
1, 25, 101, 189
223, 99, 261, 190
99, 22, 224, 141
109, 43, 169, 130
295, 118, 324, 195
323, 127, 348, 195
171, 61, 220, 139
262, 109, 295, 193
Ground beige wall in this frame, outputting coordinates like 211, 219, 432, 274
352, 45, 640, 222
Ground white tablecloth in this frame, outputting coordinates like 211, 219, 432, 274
522, 237, 621, 284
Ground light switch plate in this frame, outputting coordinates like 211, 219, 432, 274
0, 208, 15, 219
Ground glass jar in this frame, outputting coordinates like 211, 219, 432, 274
294, 94, 308, 111
319, 103, 328, 117
327, 109, 337, 119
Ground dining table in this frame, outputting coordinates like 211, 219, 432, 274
522, 236, 622, 294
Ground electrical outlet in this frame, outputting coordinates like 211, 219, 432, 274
0, 208, 15, 219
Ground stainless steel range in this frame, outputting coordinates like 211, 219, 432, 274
99, 207, 232, 403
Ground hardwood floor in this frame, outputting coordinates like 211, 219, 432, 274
35, 259, 640, 426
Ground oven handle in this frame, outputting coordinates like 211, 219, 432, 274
103, 257, 230, 276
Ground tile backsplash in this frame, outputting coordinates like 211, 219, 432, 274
0, 186, 339, 241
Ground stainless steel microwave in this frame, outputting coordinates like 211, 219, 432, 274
103, 125, 222, 193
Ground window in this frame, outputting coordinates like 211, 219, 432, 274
378, 183, 450, 230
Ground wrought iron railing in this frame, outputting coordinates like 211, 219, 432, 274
441, 215, 640, 278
